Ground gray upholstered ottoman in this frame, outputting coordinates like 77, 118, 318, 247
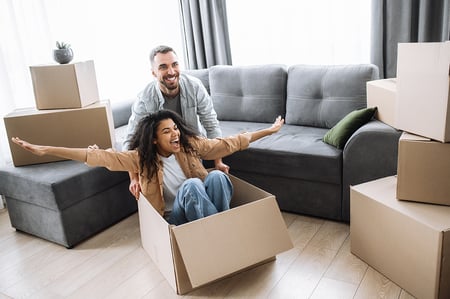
0, 161, 136, 248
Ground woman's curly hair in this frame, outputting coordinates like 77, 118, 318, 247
127, 110, 199, 180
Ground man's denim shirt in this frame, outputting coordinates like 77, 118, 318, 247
123, 73, 222, 150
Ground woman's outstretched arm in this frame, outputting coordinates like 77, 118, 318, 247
249, 115, 284, 142
11, 137, 89, 162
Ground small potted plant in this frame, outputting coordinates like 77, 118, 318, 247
53, 41, 73, 64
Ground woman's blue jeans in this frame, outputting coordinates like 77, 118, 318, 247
168, 170, 233, 225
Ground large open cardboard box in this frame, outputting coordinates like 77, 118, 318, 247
396, 41, 450, 142
4, 101, 115, 166
30, 60, 99, 109
138, 174, 293, 294
397, 132, 450, 206
366, 78, 398, 128
350, 176, 450, 299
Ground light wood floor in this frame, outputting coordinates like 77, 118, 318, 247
0, 208, 416, 299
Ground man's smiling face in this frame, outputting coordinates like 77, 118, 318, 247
152, 51, 180, 97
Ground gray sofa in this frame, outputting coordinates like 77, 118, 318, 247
0, 100, 137, 248
0, 63, 401, 249
187, 64, 401, 222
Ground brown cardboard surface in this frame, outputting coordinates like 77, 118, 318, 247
30, 60, 99, 109
172, 197, 289, 288
366, 78, 398, 128
137, 189, 178, 291
397, 132, 450, 205
396, 42, 450, 142
350, 176, 450, 299
138, 174, 293, 294
4, 101, 115, 166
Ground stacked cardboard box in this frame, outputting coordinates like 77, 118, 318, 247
352, 42, 450, 299
4, 60, 114, 166
366, 78, 398, 128
30, 60, 99, 109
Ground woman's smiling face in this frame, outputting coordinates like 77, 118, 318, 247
153, 118, 181, 157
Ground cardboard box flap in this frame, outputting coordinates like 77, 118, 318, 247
228, 172, 275, 207
399, 132, 431, 142
171, 196, 293, 288
138, 197, 178, 291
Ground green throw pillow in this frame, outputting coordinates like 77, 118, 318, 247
323, 107, 377, 149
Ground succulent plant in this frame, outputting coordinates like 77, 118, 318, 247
54, 41, 74, 64
56, 41, 71, 50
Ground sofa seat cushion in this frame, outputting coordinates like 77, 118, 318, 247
0, 161, 129, 211
219, 121, 342, 184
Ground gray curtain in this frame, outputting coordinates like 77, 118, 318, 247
371, 0, 450, 79
179, 0, 232, 69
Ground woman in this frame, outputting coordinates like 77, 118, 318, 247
11, 110, 284, 225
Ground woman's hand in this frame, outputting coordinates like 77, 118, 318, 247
269, 115, 284, 134
11, 137, 88, 162
11, 137, 47, 156
248, 116, 285, 143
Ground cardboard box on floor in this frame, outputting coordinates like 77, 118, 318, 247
30, 60, 99, 109
397, 132, 450, 206
138, 174, 294, 295
4, 101, 115, 166
350, 176, 450, 299
396, 41, 450, 142
366, 78, 398, 128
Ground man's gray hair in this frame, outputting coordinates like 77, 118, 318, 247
149, 45, 177, 67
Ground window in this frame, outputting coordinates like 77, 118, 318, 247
226, 0, 371, 66
0, 0, 183, 165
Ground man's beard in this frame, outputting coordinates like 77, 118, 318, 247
160, 76, 179, 91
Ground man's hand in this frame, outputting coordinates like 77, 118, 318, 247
214, 158, 230, 174
128, 172, 141, 200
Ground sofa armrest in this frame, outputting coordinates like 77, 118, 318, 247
342, 120, 402, 221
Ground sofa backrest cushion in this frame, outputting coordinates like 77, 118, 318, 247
184, 68, 210, 94
285, 64, 379, 128
209, 64, 287, 122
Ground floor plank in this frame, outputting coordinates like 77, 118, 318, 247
0, 208, 417, 299
353, 267, 402, 299
324, 236, 368, 285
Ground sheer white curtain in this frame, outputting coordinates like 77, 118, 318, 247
227, 0, 371, 66
0, 0, 182, 165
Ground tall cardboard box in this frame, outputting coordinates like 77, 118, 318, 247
138, 174, 293, 294
30, 60, 100, 109
396, 42, 450, 142
350, 176, 450, 299
4, 101, 115, 166
397, 132, 450, 205
366, 78, 398, 128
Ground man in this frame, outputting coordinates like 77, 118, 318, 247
124, 45, 229, 199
